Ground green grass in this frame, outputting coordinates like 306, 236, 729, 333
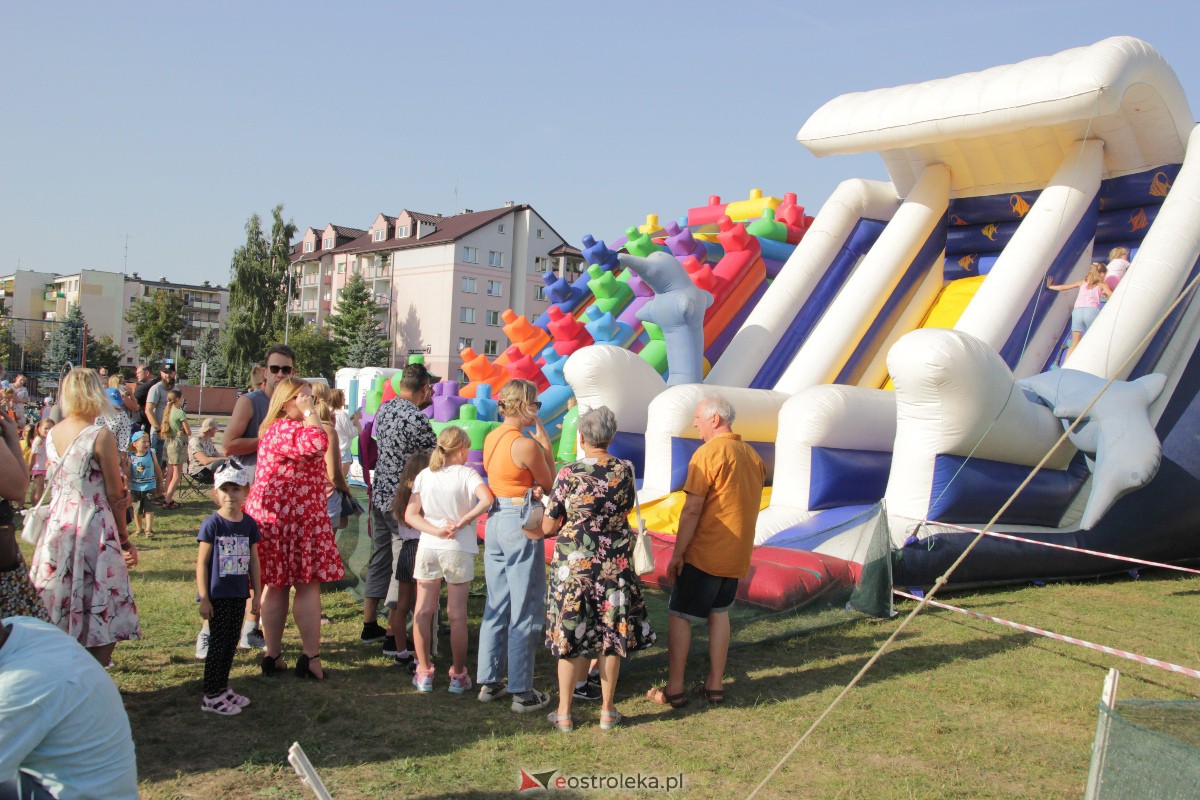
42, 497, 1200, 799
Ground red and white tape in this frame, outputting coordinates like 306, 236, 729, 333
894, 590, 1200, 680
921, 521, 1200, 577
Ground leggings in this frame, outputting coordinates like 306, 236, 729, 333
203, 597, 247, 697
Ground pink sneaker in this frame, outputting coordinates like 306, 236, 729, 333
223, 688, 250, 708
448, 669, 473, 695
412, 668, 434, 693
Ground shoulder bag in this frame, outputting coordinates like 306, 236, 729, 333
626, 461, 655, 575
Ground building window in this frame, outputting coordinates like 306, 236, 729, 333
487, 250, 503, 268
323, 237, 334, 249
373, 255, 383, 268
461, 276, 477, 293
458, 369, 469, 383
459, 307, 476, 324
463, 246, 479, 264
534, 285, 547, 301
303, 242, 314, 253
485, 309, 500, 326
497, 223, 505, 234
483, 339, 498, 356
397, 225, 410, 238
458, 337, 473, 352
536, 228, 544, 239
487, 280, 503, 297
373, 230, 386, 242
127, 336, 134, 344
337, 262, 345, 273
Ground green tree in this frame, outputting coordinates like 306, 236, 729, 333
324, 271, 387, 368
86, 335, 123, 374
188, 328, 228, 386
124, 290, 185, 360
225, 205, 296, 377
280, 320, 335, 381
45, 303, 86, 370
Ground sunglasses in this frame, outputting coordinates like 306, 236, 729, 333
268, 364, 294, 375
531, 401, 542, 411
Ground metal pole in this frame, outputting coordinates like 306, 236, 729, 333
285, 264, 291, 345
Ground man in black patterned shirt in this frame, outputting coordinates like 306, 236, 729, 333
363, 363, 438, 645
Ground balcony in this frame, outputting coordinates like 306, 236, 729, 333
186, 300, 221, 311
364, 265, 391, 279
374, 294, 390, 306
43, 291, 64, 300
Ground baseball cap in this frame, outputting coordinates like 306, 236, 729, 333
161, 359, 176, 372
404, 362, 441, 385
213, 458, 250, 488
131, 431, 146, 443
105, 388, 124, 409
199, 417, 219, 434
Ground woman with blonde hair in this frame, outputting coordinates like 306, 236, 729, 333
29, 367, 139, 665
160, 389, 191, 508
311, 383, 354, 530
476, 378, 556, 712
331, 388, 359, 479
244, 377, 345, 679
1047, 262, 1113, 360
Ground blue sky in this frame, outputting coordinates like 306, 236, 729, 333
2, 2, 1198, 286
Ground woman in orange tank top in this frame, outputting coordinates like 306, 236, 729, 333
476, 379, 556, 713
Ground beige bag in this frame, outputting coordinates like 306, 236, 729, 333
627, 461, 655, 575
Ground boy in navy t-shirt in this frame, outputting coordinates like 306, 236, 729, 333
196, 459, 262, 716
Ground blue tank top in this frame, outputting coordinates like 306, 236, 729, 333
242, 389, 270, 467
131, 451, 157, 492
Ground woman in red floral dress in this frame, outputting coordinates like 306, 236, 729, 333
245, 377, 345, 679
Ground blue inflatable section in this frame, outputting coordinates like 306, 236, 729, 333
764, 503, 880, 551
808, 448, 892, 510
607, 430, 646, 476
669, 436, 775, 492
750, 217, 887, 390
927, 452, 1090, 527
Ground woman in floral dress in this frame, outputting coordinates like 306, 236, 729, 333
29, 368, 139, 666
543, 405, 655, 731
245, 377, 344, 680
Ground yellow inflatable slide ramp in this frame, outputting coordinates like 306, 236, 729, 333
883, 275, 987, 389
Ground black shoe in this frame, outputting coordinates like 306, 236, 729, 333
261, 654, 286, 676
381, 635, 400, 657
360, 621, 387, 644
587, 671, 600, 689
295, 653, 325, 680
573, 681, 602, 701
392, 652, 416, 672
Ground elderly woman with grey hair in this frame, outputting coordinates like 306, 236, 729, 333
541, 405, 656, 732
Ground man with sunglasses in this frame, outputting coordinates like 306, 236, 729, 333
217, 343, 295, 653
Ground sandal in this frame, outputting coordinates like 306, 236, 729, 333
599, 709, 623, 730
261, 654, 287, 676
222, 688, 251, 708
646, 686, 689, 709
546, 710, 574, 732
694, 682, 726, 704
201, 694, 241, 716
296, 653, 325, 680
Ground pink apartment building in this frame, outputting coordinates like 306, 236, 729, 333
289, 203, 583, 380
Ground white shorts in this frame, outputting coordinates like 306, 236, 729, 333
413, 547, 475, 585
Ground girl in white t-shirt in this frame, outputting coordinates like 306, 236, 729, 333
404, 426, 493, 694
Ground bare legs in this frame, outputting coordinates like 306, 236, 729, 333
663, 610, 731, 697
87, 642, 116, 667
163, 464, 181, 503
261, 581, 325, 677
413, 580, 470, 676
598, 653, 620, 713
388, 582, 416, 655
413, 579, 440, 674
1065, 331, 1083, 361
556, 657, 586, 719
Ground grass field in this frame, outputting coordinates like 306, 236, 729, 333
40, 492, 1200, 799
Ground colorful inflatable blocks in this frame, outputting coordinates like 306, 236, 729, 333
623, 226, 666, 258
428, 380, 469, 423
662, 221, 711, 262
502, 345, 549, 392
745, 207, 788, 242
555, 405, 580, 463
458, 346, 508, 399
688, 194, 728, 228
586, 264, 634, 316
639, 321, 669, 374
546, 306, 595, 357
501, 309, 551, 359
583, 303, 638, 349
724, 188, 782, 223
581, 234, 620, 271
638, 213, 663, 235
775, 192, 814, 243
701, 217, 768, 350
471, 384, 498, 422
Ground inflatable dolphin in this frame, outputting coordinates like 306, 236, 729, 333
617, 251, 712, 386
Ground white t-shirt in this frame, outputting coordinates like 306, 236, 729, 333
411, 464, 485, 553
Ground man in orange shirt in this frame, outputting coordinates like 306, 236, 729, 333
648, 395, 765, 709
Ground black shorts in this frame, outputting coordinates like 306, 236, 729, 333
131, 490, 155, 516
668, 563, 739, 623
394, 538, 419, 584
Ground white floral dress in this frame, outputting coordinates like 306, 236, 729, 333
29, 423, 141, 647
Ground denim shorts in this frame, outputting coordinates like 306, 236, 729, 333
668, 562, 739, 623
1071, 305, 1099, 333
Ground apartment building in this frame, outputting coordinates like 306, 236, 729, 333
289, 203, 584, 380
0, 268, 230, 369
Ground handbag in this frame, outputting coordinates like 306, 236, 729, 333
337, 489, 364, 531
21, 431, 84, 545
627, 461, 655, 575
519, 488, 544, 532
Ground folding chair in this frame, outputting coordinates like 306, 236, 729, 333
177, 467, 214, 501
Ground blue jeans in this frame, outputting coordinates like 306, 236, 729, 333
476, 501, 546, 695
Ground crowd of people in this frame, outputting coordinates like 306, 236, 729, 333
0, 338, 771, 795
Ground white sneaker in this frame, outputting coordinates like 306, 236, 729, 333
239, 627, 266, 650
195, 630, 210, 660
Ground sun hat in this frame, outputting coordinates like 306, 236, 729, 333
213, 459, 250, 488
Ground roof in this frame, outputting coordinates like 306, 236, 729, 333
797, 37, 1194, 197
330, 205, 526, 257
547, 243, 582, 257
330, 225, 367, 239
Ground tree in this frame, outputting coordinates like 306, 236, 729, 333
188, 328, 228, 386
87, 335, 123, 374
45, 303, 86, 370
124, 290, 185, 360
224, 205, 296, 377
324, 271, 387, 368
281, 320, 336, 381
